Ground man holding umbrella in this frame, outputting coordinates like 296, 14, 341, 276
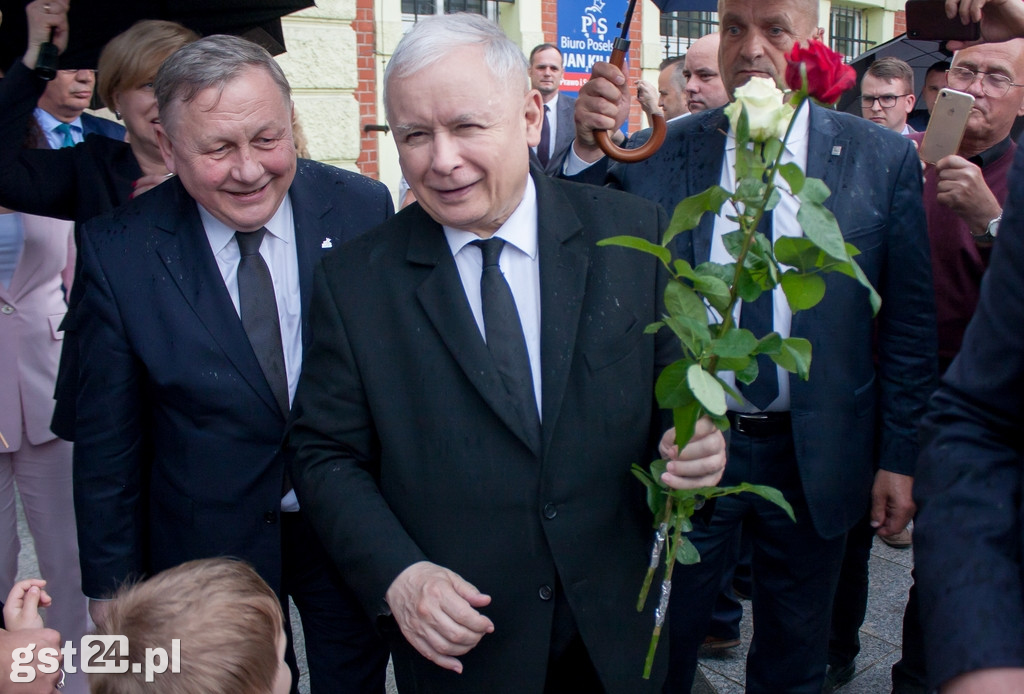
569, 0, 936, 691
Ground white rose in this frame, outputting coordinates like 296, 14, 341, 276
724, 77, 794, 142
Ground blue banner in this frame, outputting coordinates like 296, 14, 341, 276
556, 0, 629, 94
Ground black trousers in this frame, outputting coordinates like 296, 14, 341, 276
664, 427, 846, 694
281, 510, 390, 694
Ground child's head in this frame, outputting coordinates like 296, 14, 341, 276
89, 558, 290, 694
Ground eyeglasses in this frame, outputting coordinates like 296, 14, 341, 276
860, 94, 912, 109
946, 66, 1024, 97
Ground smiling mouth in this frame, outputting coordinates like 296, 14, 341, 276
229, 182, 270, 199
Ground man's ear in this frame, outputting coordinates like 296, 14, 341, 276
813, 27, 824, 41
905, 94, 916, 114
154, 124, 177, 174
525, 88, 544, 148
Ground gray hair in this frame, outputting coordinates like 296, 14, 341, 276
154, 34, 291, 132
383, 13, 530, 122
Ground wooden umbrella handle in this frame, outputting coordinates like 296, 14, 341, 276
593, 45, 667, 163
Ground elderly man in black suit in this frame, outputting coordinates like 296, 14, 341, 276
72, 36, 391, 694
569, 0, 937, 691
287, 13, 727, 694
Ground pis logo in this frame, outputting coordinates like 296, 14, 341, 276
582, 0, 608, 39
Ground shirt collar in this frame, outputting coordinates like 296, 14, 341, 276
199, 193, 294, 256
968, 136, 1014, 168
34, 108, 82, 135
444, 175, 538, 260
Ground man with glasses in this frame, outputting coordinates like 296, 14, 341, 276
860, 57, 917, 135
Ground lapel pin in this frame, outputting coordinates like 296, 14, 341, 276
321, 238, 333, 249
831, 146, 842, 156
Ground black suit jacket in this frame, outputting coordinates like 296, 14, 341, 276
571, 104, 937, 539
914, 139, 1024, 689
288, 171, 674, 693
72, 160, 393, 598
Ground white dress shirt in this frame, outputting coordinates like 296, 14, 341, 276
34, 108, 83, 148
714, 101, 810, 412
445, 175, 543, 420
200, 196, 302, 510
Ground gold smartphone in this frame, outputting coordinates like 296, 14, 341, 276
919, 88, 975, 165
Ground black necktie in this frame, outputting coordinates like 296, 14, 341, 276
538, 104, 551, 168
472, 238, 541, 451
236, 228, 289, 417
738, 213, 779, 410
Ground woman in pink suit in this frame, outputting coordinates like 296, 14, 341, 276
0, 208, 89, 694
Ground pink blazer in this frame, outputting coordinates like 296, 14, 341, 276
0, 213, 74, 449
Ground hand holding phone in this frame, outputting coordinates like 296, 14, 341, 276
906, 0, 981, 41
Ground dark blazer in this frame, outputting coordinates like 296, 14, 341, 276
72, 160, 393, 598
80, 112, 126, 141
288, 170, 674, 694
914, 140, 1024, 690
530, 92, 577, 176
572, 104, 937, 539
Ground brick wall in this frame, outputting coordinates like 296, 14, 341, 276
894, 10, 906, 35
353, 0, 380, 179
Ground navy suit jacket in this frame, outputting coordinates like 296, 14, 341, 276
80, 112, 126, 141
914, 140, 1024, 689
288, 170, 674, 693
72, 160, 393, 598
572, 104, 937, 538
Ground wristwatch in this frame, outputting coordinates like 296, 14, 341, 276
973, 214, 1001, 243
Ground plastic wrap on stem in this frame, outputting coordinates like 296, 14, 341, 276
648, 522, 668, 570
654, 579, 673, 628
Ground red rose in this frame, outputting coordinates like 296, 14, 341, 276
784, 40, 857, 105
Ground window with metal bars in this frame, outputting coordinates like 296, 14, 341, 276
401, 0, 499, 22
659, 11, 719, 60
829, 6, 874, 61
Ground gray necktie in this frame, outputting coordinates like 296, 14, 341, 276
235, 228, 289, 417
472, 238, 541, 452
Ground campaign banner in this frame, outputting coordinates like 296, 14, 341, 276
557, 0, 628, 94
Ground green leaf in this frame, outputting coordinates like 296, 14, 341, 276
644, 321, 664, 335
844, 256, 883, 316
686, 364, 727, 416
734, 356, 759, 385
694, 261, 734, 286
753, 332, 783, 355
598, 235, 671, 265
780, 270, 826, 312
693, 482, 795, 522
711, 328, 758, 358
664, 186, 732, 248
715, 373, 744, 402
663, 314, 712, 356
736, 269, 763, 303
770, 336, 813, 379
774, 236, 823, 272
655, 361, 696, 409
761, 138, 783, 166
778, 162, 805, 195
673, 535, 701, 565
714, 355, 753, 376
764, 187, 782, 212
797, 202, 848, 262
693, 274, 732, 314
721, 230, 747, 261
799, 177, 831, 205
673, 258, 696, 281
664, 280, 708, 324
672, 399, 703, 448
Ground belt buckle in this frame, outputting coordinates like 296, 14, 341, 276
735, 412, 768, 436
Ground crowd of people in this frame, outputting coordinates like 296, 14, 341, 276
2, 0, 1024, 692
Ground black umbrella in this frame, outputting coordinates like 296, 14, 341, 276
0, 0, 314, 71
651, 0, 718, 11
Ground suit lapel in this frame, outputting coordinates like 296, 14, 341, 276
690, 110, 729, 263
154, 179, 281, 417
289, 174, 335, 343
408, 205, 542, 456
535, 172, 586, 456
